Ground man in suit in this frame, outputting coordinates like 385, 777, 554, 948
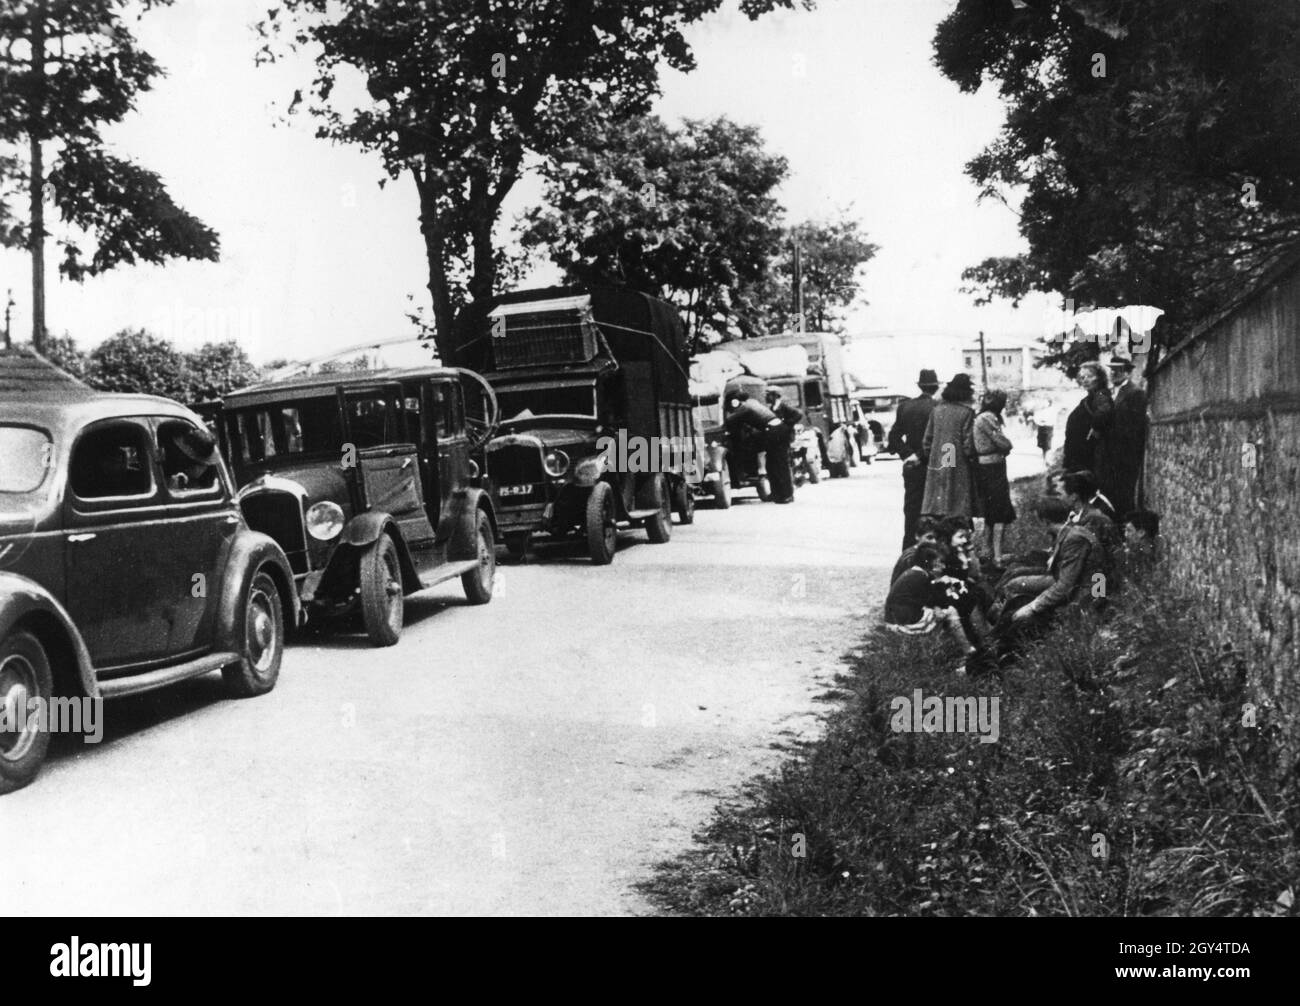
886, 368, 940, 548
1106, 356, 1148, 514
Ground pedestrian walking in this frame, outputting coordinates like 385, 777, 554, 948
886, 368, 940, 548
1106, 355, 1147, 514
920, 372, 978, 521
973, 389, 1016, 566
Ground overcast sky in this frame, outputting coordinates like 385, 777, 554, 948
0, 0, 1053, 371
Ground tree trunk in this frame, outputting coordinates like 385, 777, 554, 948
29, 1, 46, 354
413, 170, 456, 364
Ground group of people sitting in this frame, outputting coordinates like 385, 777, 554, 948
883, 468, 1161, 676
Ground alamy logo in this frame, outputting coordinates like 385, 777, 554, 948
595, 431, 701, 475
49, 938, 151, 986
889, 688, 1000, 744
0, 695, 103, 743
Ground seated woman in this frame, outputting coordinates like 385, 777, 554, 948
885, 543, 990, 675
890, 516, 942, 585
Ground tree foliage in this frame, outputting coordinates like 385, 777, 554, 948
259, 0, 815, 366
760, 217, 878, 333
521, 114, 788, 347
933, 0, 1300, 360
185, 340, 261, 401
84, 328, 190, 399
0, 1, 220, 284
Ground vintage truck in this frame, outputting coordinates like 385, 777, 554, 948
475, 287, 702, 564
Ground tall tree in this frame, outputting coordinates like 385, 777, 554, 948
521, 114, 788, 348
0, 0, 219, 352
258, 0, 814, 367
760, 217, 878, 333
934, 0, 1300, 363
185, 340, 261, 401
84, 327, 190, 400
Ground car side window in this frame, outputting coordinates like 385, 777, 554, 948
429, 384, 455, 440
69, 420, 156, 501
803, 380, 823, 408
156, 418, 223, 499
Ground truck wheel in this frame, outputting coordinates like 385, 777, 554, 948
359, 535, 404, 646
675, 481, 695, 525
645, 477, 672, 543
223, 570, 284, 697
712, 464, 732, 509
504, 530, 530, 562
757, 477, 772, 501
586, 481, 617, 565
0, 630, 53, 794
461, 510, 496, 605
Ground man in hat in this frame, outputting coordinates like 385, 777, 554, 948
164, 424, 221, 492
1106, 355, 1147, 514
887, 368, 940, 548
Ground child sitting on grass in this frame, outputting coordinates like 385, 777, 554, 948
884, 543, 991, 675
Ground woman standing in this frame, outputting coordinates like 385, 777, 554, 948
921, 373, 979, 520
973, 389, 1016, 566
1062, 361, 1117, 496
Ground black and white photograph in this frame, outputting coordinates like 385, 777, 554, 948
0, 0, 1296, 962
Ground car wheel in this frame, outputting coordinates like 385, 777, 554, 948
0, 630, 53, 795
585, 481, 617, 565
645, 476, 672, 543
757, 476, 772, 501
461, 510, 496, 605
223, 570, 284, 697
712, 463, 732, 509
504, 530, 530, 562
360, 534, 404, 647
675, 480, 695, 525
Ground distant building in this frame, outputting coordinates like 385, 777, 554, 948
961, 339, 1066, 393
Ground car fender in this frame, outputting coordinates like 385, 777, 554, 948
215, 530, 302, 649
445, 488, 496, 561
0, 572, 97, 698
336, 512, 420, 591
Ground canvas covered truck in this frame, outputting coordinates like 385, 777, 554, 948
734, 331, 855, 478
479, 286, 702, 564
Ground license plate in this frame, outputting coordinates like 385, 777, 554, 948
498, 484, 534, 497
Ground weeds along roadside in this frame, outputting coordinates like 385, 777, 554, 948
641, 479, 1300, 917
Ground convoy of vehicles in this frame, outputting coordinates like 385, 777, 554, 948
0, 300, 880, 793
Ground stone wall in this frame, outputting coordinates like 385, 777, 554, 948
1146, 251, 1300, 760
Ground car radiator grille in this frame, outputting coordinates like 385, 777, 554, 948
241, 492, 308, 574
488, 444, 546, 487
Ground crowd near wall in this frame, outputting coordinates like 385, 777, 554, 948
1146, 251, 1300, 763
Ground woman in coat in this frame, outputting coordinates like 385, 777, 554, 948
973, 388, 1016, 566
1061, 361, 1118, 498
921, 372, 979, 520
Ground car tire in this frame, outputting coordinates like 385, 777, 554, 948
461, 510, 496, 605
757, 477, 772, 501
645, 477, 672, 543
0, 630, 53, 795
586, 481, 617, 565
504, 530, 530, 562
712, 464, 732, 509
223, 570, 284, 697
360, 534, 404, 647
675, 480, 695, 525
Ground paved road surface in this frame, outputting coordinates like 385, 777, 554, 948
5, 446, 1037, 916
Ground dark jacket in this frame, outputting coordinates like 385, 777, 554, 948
885, 566, 942, 625
1026, 521, 1109, 614
725, 398, 778, 433
887, 393, 936, 461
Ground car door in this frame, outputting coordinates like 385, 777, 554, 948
427, 380, 468, 538
151, 416, 241, 655
62, 417, 176, 667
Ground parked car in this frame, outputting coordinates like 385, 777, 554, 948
209, 366, 500, 646
0, 376, 297, 794
479, 286, 701, 564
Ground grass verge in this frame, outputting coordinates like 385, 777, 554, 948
640, 478, 1300, 916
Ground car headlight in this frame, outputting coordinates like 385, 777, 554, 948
573, 454, 606, 486
305, 501, 345, 541
543, 449, 570, 478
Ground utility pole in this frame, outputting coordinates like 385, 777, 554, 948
3, 290, 13, 349
978, 329, 988, 391
792, 241, 804, 333
29, 0, 48, 353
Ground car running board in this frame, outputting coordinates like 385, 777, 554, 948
625, 508, 663, 520
413, 558, 480, 590
96, 651, 241, 699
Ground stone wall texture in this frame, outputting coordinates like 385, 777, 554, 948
1147, 252, 1300, 761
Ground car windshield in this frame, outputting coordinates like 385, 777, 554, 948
496, 384, 596, 423
226, 396, 345, 464
0, 425, 53, 494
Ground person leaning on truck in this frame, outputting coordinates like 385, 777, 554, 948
725, 391, 795, 504
886, 368, 940, 549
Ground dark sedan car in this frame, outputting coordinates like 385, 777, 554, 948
0, 369, 297, 794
